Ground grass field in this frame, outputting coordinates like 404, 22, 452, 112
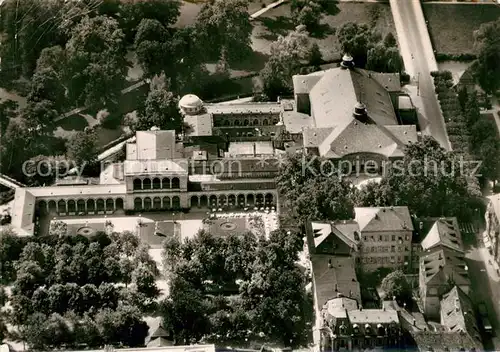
252, 2, 396, 62
422, 4, 500, 55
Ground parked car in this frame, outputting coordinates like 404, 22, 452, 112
477, 301, 493, 334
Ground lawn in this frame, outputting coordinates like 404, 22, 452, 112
422, 4, 500, 56
252, 2, 396, 62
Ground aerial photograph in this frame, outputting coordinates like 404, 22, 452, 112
0, 0, 499, 351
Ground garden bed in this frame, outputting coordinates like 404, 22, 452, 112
422, 4, 500, 56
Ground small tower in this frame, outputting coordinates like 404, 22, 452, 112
353, 102, 368, 123
340, 54, 355, 69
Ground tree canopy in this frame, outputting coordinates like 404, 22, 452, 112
473, 18, 500, 94
380, 270, 412, 303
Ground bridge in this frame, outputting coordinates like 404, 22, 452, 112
0, 173, 25, 189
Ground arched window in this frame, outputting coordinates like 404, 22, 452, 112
262, 119, 268, 125
243, 119, 249, 126
234, 120, 240, 126
253, 119, 259, 126
171, 177, 180, 189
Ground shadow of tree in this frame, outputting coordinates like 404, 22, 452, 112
230, 51, 270, 72
257, 15, 296, 38
309, 23, 335, 39
322, 1, 340, 16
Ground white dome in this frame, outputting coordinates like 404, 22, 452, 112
179, 94, 203, 109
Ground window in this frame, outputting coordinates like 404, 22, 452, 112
364, 236, 367, 241
379, 235, 383, 241
392, 235, 396, 241
391, 246, 395, 252
405, 235, 409, 241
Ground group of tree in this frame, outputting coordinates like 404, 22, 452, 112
0, 227, 159, 349
260, 25, 323, 101
337, 22, 402, 72
160, 229, 312, 347
472, 17, 500, 95
434, 70, 499, 185
276, 137, 483, 228
380, 270, 412, 304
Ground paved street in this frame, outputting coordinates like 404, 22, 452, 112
465, 232, 500, 350
390, 0, 451, 151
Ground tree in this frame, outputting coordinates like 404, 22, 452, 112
65, 15, 127, 108
66, 130, 98, 167
195, 0, 253, 62
473, 18, 500, 94
366, 44, 403, 73
134, 19, 171, 77
308, 42, 323, 68
0, 99, 18, 136
363, 137, 482, 221
27, 68, 66, 112
383, 32, 397, 48
120, 0, 181, 43
381, 270, 412, 303
132, 262, 159, 299
131, 75, 182, 132
49, 220, 68, 237
260, 26, 311, 100
292, 0, 322, 32
22, 100, 59, 133
337, 22, 379, 67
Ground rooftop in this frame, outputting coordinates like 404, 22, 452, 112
324, 297, 358, 319
420, 247, 470, 287
421, 218, 463, 253
355, 206, 414, 232
123, 159, 189, 176
205, 102, 282, 115
129, 130, 180, 160
440, 286, 480, 344
410, 331, 482, 352
310, 254, 361, 309
348, 309, 399, 324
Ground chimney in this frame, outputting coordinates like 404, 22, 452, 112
419, 222, 424, 230
455, 298, 460, 312
360, 306, 363, 311
328, 259, 332, 268
340, 54, 355, 69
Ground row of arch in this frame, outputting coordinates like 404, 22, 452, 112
134, 196, 181, 211
190, 193, 274, 208
133, 177, 180, 191
38, 198, 124, 214
216, 118, 280, 127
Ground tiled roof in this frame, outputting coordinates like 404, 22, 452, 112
311, 221, 359, 251
411, 331, 482, 352
184, 113, 213, 136
292, 72, 325, 94
311, 254, 361, 309
348, 309, 399, 324
303, 127, 335, 148
420, 247, 470, 286
440, 286, 481, 344
333, 221, 361, 245
368, 72, 401, 92
227, 141, 275, 156
282, 110, 313, 134
309, 67, 398, 129
421, 218, 464, 253
324, 297, 358, 319
355, 206, 413, 232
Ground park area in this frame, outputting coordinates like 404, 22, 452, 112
422, 3, 500, 56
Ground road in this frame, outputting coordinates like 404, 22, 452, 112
389, 0, 451, 151
465, 235, 500, 350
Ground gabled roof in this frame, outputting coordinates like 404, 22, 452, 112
311, 221, 359, 250
411, 331, 482, 352
348, 309, 399, 324
420, 247, 470, 287
354, 206, 413, 232
421, 218, 463, 253
310, 254, 361, 309
292, 72, 325, 94
151, 325, 170, 338
440, 286, 480, 343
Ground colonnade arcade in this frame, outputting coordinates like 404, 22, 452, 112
37, 197, 124, 215
133, 177, 180, 191
133, 196, 181, 211
190, 192, 275, 208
